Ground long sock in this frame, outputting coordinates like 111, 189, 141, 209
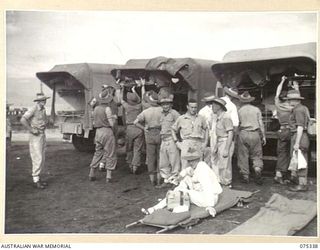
106, 170, 112, 179
275, 171, 282, 178
299, 177, 307, 186
89, 168, 96, 178
149, 174, 156, 185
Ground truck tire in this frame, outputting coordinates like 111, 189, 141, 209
72, 131, 95, 152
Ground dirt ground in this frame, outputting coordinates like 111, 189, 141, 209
5, 130, 317, 236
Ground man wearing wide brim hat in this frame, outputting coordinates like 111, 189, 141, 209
134, 90, 163, 186
238, 91, 256, 103
89, 84, 120, 173
286, 89, 311, 192
211, 98, 234, 187
88, 87, 117, 183
158, 94, 181, 188
21, 93, 50, 189
119, 84, 143, 175
237, 91, 266, 185
273, 76, 300, 185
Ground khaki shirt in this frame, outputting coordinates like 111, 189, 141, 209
122, 101, 142, 124
22, 105, 47, 132
136, 106, 163, 128
238, 104, 264, 132
216, 112, 233, 139
172, 113, 207, 140
160, 109, 180, 138
289, 103, 309, 132
275, 96, 294, 126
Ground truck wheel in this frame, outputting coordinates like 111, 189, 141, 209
72, 132, 95, 152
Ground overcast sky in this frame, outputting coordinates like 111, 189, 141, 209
6, 11, 317, 108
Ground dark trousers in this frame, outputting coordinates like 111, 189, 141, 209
276, 128, 291, 174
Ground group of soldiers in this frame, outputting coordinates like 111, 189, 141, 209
21, 76, 311, 193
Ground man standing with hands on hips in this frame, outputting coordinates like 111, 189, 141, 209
171, 99, 208, 170
21, 93, 50, 189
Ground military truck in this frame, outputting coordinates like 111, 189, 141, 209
211, 42, 317, 172
36, 63, 122, 151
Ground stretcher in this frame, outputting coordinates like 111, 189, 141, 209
227, 193, 317, 235
125, 188, 254, 233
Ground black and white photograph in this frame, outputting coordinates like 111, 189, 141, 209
5, 10, 318, 238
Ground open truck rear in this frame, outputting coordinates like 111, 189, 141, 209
111, 56, 219, 113
211, 42, 317, 173
36, 63, 121, 151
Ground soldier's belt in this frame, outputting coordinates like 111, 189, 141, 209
147, 126, 161, 130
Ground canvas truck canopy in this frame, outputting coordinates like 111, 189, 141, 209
36, 63, 121, 130
112, 57, 219, 111
212, 43, 317, 166
211, 43, 316, 90
212, 42, 317, 133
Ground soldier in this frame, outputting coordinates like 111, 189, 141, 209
286, 89, 310, 192
171, 99, 208, 170
88, 88, 117, 183
199, 92, 217, 164
120, 84, 143, 174
211, 98, 234, 187
89, 84, 119, 172
134, 91, 163, 186
273, 76, 299, 184
21, 93, 50, 189
237, 91, 266, 185
158, 94, 181, 187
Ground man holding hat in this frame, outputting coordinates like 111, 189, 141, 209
119, 84, 143, 174
158, 93, 181, 187
134, 90, 163, 186
237, 91, 266, 185
171, 99, 209, 170
286, 89, 310, 192
211, 98, 234, 187
21, 93, 50, 189
88, 88, 117, 183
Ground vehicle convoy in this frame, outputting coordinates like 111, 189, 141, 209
36, 43, 316, 174
36, 63, 122, 151
211, 42, 317, 172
